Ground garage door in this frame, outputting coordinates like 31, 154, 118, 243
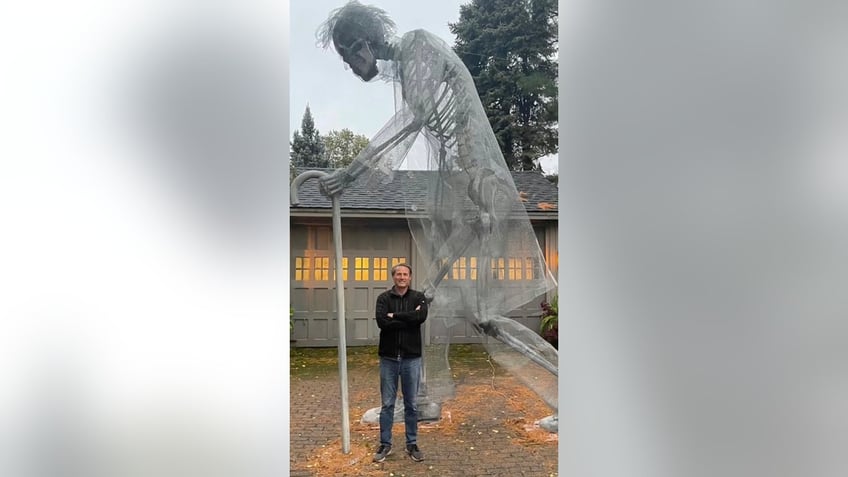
427, 225, 550, 344
291, 222, 412, 347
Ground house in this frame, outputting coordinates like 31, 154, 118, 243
290, 168, 558, 347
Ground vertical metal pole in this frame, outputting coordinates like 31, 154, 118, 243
290, 170, 351, 454
332, 195, 351, 454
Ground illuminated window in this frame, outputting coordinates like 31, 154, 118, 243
374, 257, 388, 281
314, 257, 329, 281
332, 257, 349, 281
452, 257, 467, 280
491, 258, 505, 280
524, 257, 534, 280
354, 257, 370, 281
470, 257, 477, 280
508, 258, 522, 280
391, 257, 406, 268
440, 258, 451, 281
295, 257, 312, 281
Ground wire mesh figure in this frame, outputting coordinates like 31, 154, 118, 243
317, 1, 558, 412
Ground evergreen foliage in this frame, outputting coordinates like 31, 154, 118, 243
290, 105, 328, 169
450, 0, 558, 171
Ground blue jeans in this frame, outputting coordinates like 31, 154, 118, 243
379, 356, 421, 447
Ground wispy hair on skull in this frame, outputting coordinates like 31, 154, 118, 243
316, 1, 396, 54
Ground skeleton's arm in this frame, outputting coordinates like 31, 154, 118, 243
319, 105, 422, 197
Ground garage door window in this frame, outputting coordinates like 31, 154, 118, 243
374, 257, 389, 281
295, 257, 311, 281
354, 257, 370, 281
314, 256, 330, 281
332, 257, 349, 281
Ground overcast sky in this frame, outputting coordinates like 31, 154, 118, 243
289, 0, 558, 173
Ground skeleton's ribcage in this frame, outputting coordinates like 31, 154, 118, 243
422, 80, 496, 173
401, 53, 479, 167
417, 76, 517, 216
423, 81, 462, 154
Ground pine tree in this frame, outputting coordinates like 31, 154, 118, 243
450, 0, 558, 171
290, 105, 328, 169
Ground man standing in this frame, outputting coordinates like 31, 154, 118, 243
373, 263, 428, 463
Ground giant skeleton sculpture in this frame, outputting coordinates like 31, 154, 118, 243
315, 1, 558, 422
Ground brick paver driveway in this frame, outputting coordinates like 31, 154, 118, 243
290, 344, 558, 477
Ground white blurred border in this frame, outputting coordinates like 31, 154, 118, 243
559, 1, 848, 476
0, 1, 290, 476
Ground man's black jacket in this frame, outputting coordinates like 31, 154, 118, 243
375, 287, 428, 358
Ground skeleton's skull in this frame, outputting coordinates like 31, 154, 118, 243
335, 37, 378, 81
318, 1, 396, 82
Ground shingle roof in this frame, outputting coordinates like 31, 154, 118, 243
290, 168, 558, 214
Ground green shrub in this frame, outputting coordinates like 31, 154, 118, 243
539, 295, 558, 349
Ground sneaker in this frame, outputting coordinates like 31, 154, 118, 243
373, 444, 392, 463
406, 444, 424, 462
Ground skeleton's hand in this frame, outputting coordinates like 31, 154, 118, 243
423, 284, 436, 304
319, 169, 353, 197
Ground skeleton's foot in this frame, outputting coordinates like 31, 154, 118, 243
537, 414, 558, 433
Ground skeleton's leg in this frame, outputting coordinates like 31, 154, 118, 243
420, 138, 477, 302
421, 223, 476, 303
468, 175, 559, 377
472, 314, 559, 376
472, 248, 559, 377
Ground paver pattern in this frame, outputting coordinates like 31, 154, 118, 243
290, 345, 558, 477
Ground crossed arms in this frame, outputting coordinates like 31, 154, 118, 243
375, 292, 428, 330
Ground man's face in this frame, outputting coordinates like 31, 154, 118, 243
337, 38, 378, 81
392, 266, 411, 289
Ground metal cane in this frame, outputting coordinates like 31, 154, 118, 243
291, 170, 351, 454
